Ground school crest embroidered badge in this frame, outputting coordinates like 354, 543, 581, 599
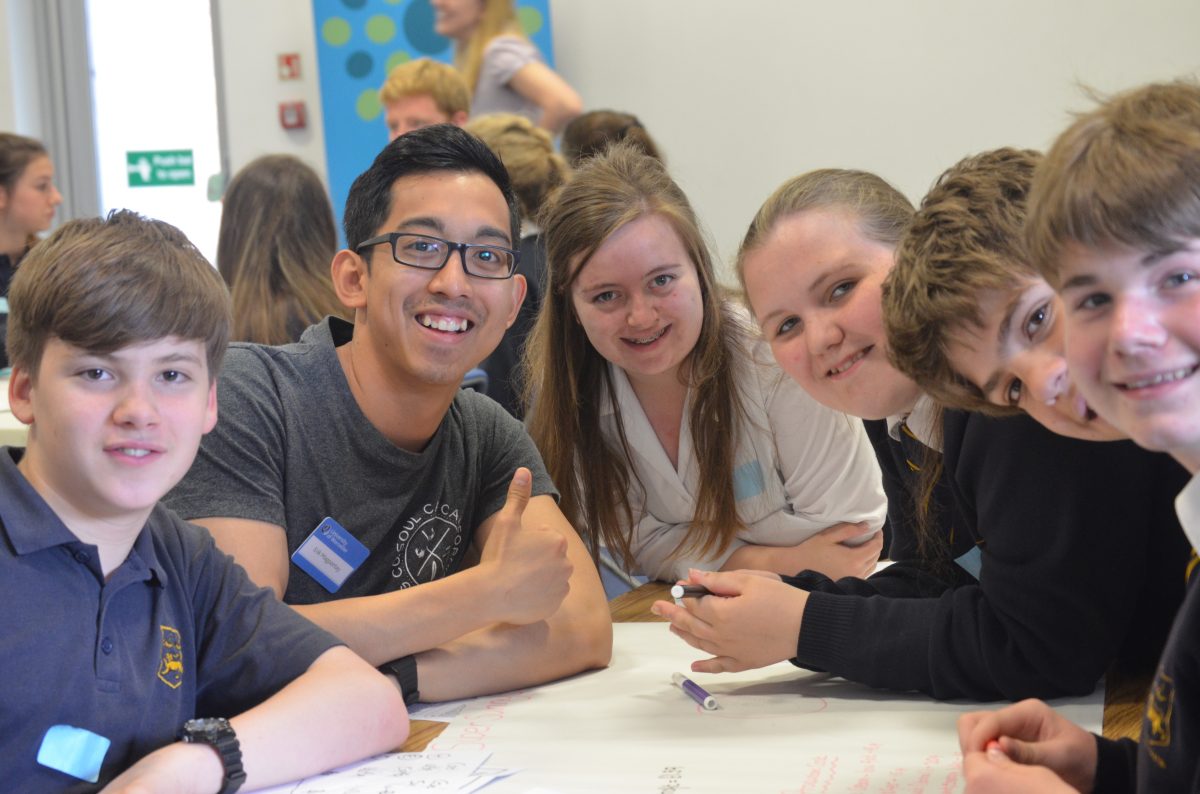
157, 625, 184, 689
1145, 670, 1175, 769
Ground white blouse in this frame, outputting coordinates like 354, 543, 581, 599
599, 333, 888, 581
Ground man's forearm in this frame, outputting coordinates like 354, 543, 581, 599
289, 565, 506, 665
417, 587, 613, 701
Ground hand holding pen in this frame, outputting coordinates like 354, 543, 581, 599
651, 569, 809, 674
957, 700, 1097, 793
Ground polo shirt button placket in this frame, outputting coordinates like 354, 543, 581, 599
100, 638, 114, 655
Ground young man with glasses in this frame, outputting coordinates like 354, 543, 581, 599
167, 125, 612, 704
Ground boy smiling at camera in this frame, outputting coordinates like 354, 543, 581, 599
0, 211, 407, 792
958, 81, 1200, 794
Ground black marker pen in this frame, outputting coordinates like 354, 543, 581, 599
670, 584, 715, 599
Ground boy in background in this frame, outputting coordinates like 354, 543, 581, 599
1, 211, 407, 792
958, 81, 1200, 793
380, 58, 470, 141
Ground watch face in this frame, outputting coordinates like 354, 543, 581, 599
184, 717, 232, 737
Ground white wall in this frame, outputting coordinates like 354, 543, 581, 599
213, 0, 327, 181
129, 1, 1200, 279
549, 0, 1200, 278
0, 0, 16, 132
0, 0, 43, 138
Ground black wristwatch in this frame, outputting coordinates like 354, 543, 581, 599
179, 717, 246, 794
378, 654, 420, 705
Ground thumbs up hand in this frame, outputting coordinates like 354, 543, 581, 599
479, 468, 573, 625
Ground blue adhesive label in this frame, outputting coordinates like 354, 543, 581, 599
732, 459, 766, 501
37, 724, 110, 783
955, 545, 983, 580
291, 516, 370, 593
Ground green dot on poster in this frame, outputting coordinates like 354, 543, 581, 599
322, 17, 352, 46
517, 6, 543, 36
357, 89, 383, 121
366, 14, 397, 44
385, 50, 413, 73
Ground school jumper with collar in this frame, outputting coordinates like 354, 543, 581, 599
785, 409, 1192, 701
1092, 473, 1200, 793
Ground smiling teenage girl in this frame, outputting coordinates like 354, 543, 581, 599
525, 144, 887, 585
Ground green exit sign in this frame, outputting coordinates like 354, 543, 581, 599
127, 150, 194, 187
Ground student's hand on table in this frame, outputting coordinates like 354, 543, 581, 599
650, 569, 806, 673
959, 699, 1097, 793
795, 521, 881, 579
478, 467, 572, 626
721, 521, 880, 579
961, 748, 1080, 794
99, 742, 222, 794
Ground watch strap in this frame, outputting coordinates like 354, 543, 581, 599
180, 718, 245, 794
379, 654, 420, 706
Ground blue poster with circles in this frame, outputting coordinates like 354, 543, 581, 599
311, 0, 554, 244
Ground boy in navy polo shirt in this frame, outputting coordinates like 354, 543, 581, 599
958, 81, 1200, 793
1, 211, 408, 792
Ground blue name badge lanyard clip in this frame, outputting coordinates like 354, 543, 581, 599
291, 517, 370, 594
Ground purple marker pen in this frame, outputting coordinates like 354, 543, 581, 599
672, 672, 719, 710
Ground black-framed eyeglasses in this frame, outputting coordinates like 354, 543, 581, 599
355, 232, 519, 280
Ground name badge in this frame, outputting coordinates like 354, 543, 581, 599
38, 725, 110, 783
291, 517, 369, 593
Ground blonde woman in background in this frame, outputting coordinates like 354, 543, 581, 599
433, 0, 581, 132
217, 155, 349, 344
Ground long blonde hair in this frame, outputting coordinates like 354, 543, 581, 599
525, 143, 749, 571
216, 155, 347, 344
457, 0, 523, 97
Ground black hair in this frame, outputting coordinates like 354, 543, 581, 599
343, 123, 520, 252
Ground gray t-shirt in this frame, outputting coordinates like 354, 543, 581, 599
166, 317, 557, 606
470, 35, 542, 122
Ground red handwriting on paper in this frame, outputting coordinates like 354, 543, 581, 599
428, 690, 534, 752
